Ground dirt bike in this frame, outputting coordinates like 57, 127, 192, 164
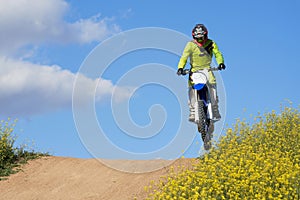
181, 67, 219, 150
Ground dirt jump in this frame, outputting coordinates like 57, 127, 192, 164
0, 156, 196, 200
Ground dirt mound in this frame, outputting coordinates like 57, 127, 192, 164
0, 156, 196, 200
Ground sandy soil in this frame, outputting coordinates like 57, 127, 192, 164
0, 156, 197, 200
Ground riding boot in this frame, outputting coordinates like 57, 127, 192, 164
212, 104, 221, 121
188, 87, 196, 122
208, 84, 221, 121
189, 106, 195, 122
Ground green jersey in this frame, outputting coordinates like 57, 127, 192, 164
177, 39, 224, 84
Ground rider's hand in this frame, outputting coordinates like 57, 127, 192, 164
218, 63, 226, 70
177, 68, 183, 75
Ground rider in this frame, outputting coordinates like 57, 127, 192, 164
176, 24, 226, 121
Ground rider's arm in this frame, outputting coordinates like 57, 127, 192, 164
212, 42, 224, 65
177, 42, 192, 69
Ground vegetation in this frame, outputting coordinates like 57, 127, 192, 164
146, 105, 300, 199
0, 119, 48, 180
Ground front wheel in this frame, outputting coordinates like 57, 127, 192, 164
204, 122, 214, 150
196, 100, 206, 141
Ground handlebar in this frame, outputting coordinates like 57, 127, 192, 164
181, 67, 219, 76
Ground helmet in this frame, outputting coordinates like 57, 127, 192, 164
192, 24, 208, 42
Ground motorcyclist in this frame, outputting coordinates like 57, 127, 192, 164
176, 24, 226, 121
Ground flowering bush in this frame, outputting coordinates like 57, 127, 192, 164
146, 106, 300, 199
0, 119, 47, 180
0, 119, 17, 173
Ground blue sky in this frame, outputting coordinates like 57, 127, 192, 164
1, 0, 299, 159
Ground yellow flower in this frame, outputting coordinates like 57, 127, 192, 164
146, 105, 300, 200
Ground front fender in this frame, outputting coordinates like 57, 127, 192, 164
192, 83, 205, 90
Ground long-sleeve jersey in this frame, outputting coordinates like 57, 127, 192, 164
177, 39, 224, 85
177, 39, 224, 72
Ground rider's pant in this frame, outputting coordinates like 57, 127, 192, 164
209, 84, 219, 106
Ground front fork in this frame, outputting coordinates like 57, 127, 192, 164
194, 89, 200, 124
193, 87, 213, 122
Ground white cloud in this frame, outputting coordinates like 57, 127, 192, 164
0, 0, 121, 55
69, 14, 120, 44
0, 0, 131, 117
0, 57, 134, 116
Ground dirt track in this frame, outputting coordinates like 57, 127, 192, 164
0, 156, 196, 200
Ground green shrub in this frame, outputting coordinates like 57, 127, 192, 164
0, 119, 48, 180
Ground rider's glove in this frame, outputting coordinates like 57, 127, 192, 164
218, 63, 226, 70
177, 68, 183, 75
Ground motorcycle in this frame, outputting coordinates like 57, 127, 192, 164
181, 67, 219, 150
